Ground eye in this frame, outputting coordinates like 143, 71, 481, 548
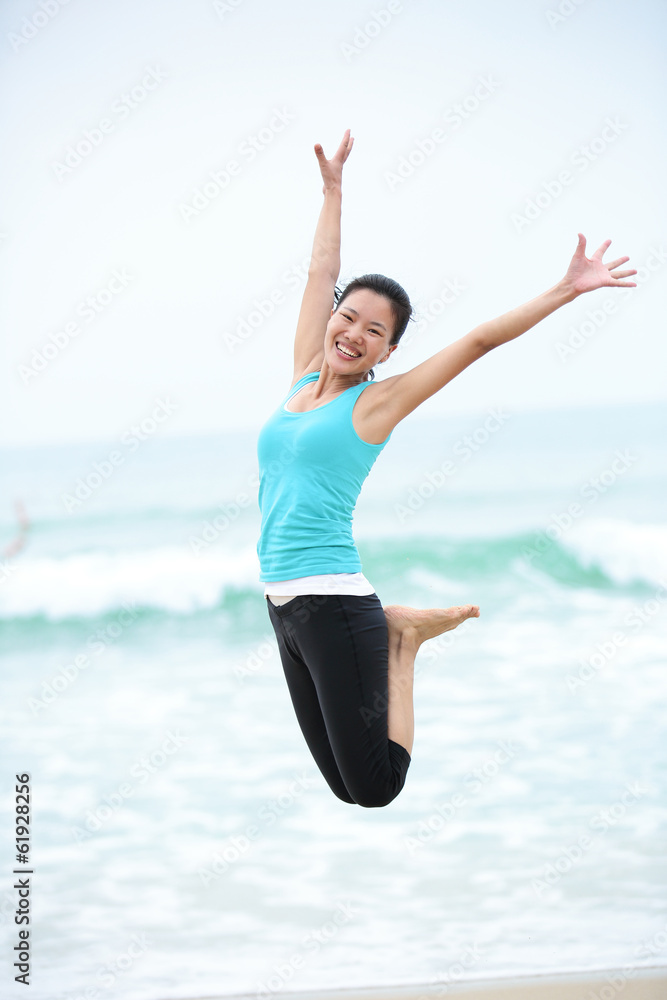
342, 312, 382, 335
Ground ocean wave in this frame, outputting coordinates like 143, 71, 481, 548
0, 545, 259, 621
560, 517, 667, 589
1, 518, 664, 622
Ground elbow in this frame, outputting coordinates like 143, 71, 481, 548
474, 333, 495, 356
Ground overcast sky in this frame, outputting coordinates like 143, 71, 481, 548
1, 0, 665, 447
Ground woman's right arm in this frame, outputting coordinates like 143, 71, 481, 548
292, 130, 354, 380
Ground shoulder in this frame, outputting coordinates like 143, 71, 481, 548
353, 377, 402, 444
358, 374, 398, 407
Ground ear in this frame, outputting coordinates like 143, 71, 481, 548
381, 343, 399, 362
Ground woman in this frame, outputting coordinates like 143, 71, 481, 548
256, 128, 636, 809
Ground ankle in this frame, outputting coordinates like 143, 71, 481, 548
388, 627, 420, 657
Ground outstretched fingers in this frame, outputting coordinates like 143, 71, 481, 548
608, 272, 638, 286
313, 129, 354, 166
592, 238, 613, 260
335, 128, 354, 163
606, 254, 637, 285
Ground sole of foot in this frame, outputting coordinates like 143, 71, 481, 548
383, 603, 480, 648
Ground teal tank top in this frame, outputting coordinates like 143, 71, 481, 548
256, 371, 392, 582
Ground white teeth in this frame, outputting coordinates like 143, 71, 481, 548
337, 342, 360, 358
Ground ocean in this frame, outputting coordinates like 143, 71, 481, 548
1, 399, 666, 999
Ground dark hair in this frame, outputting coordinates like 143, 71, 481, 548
333, 273, 414, 381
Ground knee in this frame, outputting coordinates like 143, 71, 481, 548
335, 789, 357, 805
353, 787, 402, 809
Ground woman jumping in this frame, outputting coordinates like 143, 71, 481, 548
256, 128, 636, 809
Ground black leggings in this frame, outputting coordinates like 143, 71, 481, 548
266, 592, 411, 808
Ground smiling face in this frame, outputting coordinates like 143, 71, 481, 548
325, 288, 399, 376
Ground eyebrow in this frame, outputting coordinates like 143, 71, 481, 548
342, 307, 387, 331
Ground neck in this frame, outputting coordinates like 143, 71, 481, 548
315, 360, 368, 393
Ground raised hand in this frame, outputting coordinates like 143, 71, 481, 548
563, 233, 637, 296
314, 128, 354, 192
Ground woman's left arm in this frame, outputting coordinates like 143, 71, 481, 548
475, 233, 636, 350
374, 234, 636, 430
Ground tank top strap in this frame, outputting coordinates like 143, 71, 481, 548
282, 371, 374, 413
282, 371, 320, 406
337, 379, 372, 411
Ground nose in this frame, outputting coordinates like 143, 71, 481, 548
346, 323, 364, 344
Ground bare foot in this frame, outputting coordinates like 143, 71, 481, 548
383, 603, 480, 650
